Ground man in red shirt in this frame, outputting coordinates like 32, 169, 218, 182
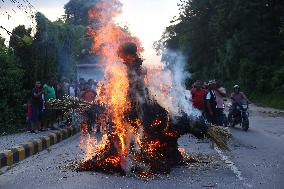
79, 84, 97, 129
191, 80, 207, 111
79, 84, 96, 103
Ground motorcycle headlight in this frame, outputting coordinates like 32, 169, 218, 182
242, 104, 248, 109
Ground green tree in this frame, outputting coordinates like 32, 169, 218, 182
32, 12, 86, 81
0, 36, 25, 133
9, 25, 34, 89
159, 0, 284, 107
64, 0, 100, 26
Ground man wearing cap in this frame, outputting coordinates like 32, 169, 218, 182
204, 80, 218, 125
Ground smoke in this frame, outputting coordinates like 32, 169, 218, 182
145, 49, 201, 119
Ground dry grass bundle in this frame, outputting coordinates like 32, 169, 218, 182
46, 96, 92, 113
206, 125, 232, 151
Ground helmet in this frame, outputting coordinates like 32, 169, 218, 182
233, 85, 240, 90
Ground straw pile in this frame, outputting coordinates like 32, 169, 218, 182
45, 96, 92, 115
206, 125, 232, 151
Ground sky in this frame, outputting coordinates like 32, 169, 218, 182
0, 0, 180, 64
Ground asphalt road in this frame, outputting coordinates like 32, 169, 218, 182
0, 111, 283, 189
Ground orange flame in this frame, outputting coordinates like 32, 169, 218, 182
78, 1, 183, 175
80, 122, 97, 161
87, 0, 143, 65
81, 0, 144, 162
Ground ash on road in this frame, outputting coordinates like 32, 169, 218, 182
0, 106, 283, 189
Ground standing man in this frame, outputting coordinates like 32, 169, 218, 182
56, 78, 70, 99
79, 84, 96, 103
204, 80, 218, 125
79, 84, 97, 130
78, 78, 86, 93
43, 79, 56, 101
31, 81, 44, 133
62, 78, 70, 96
191, 80, 207, 111
56, 82, 64, 100
215, 80, 227, 126
43, 79, 56, 130
69, 80, 78, 97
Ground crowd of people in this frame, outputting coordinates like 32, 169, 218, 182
26, 76, 250, 132
25, 78, 98, 133
190, 80, 249, 126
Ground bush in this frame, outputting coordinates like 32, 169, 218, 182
0, 37, 25, 134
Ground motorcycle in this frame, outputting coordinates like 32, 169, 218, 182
228, 100, 250, 131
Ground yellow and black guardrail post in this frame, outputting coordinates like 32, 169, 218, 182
0, 127, 79, 168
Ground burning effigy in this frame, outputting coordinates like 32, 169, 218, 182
47, 0, 231, 178
79, 41, 191, 175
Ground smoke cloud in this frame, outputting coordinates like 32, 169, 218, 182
145, 49, 201, 119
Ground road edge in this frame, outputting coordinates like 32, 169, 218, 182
0, 127, 80, 168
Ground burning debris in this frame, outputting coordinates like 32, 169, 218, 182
48, 0, 232, 178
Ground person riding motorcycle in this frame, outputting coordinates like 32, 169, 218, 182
228, 85, 249, 124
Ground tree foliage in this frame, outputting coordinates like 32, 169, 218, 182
9, 25, 34, 89
64, 0, 100, 26
32, 12, 86, 81
0, 36, 25, 133
0, 0, 93, 133
159, 0, 284, 97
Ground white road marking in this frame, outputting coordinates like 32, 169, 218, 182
214, 146, 252, 188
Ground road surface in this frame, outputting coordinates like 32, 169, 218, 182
0, 107, 283, 189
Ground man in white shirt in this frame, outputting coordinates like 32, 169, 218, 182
215, 81, 227, 126
204, 80, 218, 125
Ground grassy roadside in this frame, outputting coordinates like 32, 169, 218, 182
0, 124, 25, 135
249, 94, 284, 110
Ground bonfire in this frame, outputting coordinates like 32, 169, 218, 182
48, 0, 231, 178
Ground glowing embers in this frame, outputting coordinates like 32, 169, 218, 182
145, 140, 164, 158
80, 155, 124, 174
98, 155, 121, 167
150, 118, 162, 128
